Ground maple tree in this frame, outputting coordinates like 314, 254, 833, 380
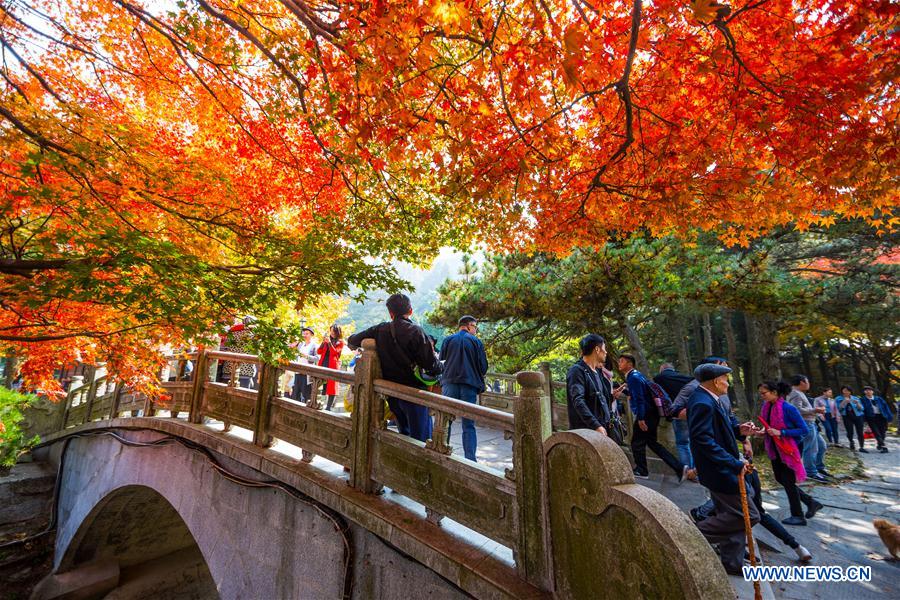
1, 0, 896, 391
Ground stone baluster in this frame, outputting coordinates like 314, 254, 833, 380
538, 362, 554, 402
512, 370, 552, 589
254, 363, 277, 448
61, 376, 83, 430
82, 366, 100, 424
109, 382, 124, 420
349, 339, 383, 494
188, 350, 208, 424
219, 358, 237, 432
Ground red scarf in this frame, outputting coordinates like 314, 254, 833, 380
761, 398, 806, 482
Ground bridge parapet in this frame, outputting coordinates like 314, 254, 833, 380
49, 342, 731, 599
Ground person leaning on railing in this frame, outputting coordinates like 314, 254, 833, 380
347, 293, 442, 443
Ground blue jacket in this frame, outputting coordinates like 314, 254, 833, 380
439, 330, 488, 392
760, 400, 808, 441
839, 395, 865, 417
862, 395, 894, 421
687, 385, 745, 495
625, 369, 654, 421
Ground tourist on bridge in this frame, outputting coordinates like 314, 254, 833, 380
347, 293, 442, 443
618, 354, 691, 482
317, 324, 344, 411
292, 327, 318, 402
862, 386, 893, 453
758, 381, 824, 526
838, 386, 867, 452
439, 315, 488, 462
686, 363, 760, 576
565, 334, 611, 436
654, 362, 695, 471
224, 316, 257, 388
787, 375, 830, 482
813, 387, 841, 447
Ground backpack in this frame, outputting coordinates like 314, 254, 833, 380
647, 379, 675, 419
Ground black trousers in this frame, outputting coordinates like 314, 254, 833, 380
748, 470, 798, 549
697, 489, 760, 573
631, 411, 683, 476
842, 413, 865, 448
771, 454, 814, 518
866, 415, 888, 448
292, 374, 314, 402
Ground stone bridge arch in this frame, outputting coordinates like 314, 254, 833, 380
37, 426, 480, 600
56, 484, 217, 598
46, 430, 351, 599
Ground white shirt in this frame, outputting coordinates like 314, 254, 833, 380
297, 341, 318, 364
869, 397, 881, 414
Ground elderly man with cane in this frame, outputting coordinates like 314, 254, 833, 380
687, 362, 762, 576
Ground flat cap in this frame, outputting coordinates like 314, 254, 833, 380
694, 363, 732, 382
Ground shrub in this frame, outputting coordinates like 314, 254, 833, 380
0, 387, 40, 468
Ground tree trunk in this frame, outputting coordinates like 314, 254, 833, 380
847, 346, 865, 392
827, 345, 843, 391
3, 353, 17, 388
670, 311, 691, 372
702, 312, 714, 357
691, 314, 703, 360
619, 317, 651, 375
745, 314, 781, 383
722, 309, 749, 418
815, 344, 833, 390
798, 339, 813, 379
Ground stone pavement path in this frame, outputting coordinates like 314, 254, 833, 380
225, 407, 899, 599
751, 435, 900, 600
448, 424, 899, 599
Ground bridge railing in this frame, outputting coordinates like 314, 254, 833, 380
56, 340, 552, 587
53, 341, 727, 596
483, 364, 568, 430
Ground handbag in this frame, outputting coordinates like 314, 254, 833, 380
607, 412, 627, 445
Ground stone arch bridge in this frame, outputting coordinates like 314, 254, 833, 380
26, 341, 731, 599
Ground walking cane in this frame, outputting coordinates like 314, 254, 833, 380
738, 464, 763, 600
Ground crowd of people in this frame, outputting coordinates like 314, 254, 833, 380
210, 303, 896, 577
563, 332, 895, 576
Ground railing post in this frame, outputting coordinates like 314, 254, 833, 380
538, 361, 554, 402
188, 350, 208, 424
350, 339, 383, 494
81, 366, 100, 424
109, 382, 124, 420
513, 370, 552, 589
254, 363, 277, 447
61, 385, 76, 431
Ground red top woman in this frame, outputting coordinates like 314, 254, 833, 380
317, 324, 344, 410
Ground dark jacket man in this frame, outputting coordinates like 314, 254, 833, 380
686, 381, 746, 494
348, 316, 440, 390
654, 367, 693, 400
862, 394, 894, 421
566, 360, 611, 430
348, 296, 441, 444
439, 329, 488, 392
